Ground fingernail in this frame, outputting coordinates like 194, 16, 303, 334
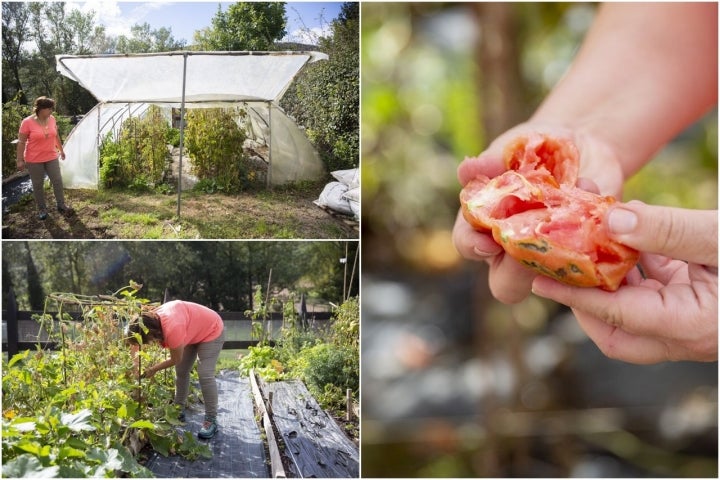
608, 207, 637, 235
473, 246, 498, 257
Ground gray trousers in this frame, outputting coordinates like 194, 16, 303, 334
174, 328, 225, 419
26, 159, 65, 211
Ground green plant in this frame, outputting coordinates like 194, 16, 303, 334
166, 128, 180, 148
1, 285, 211, 477
244, 284, 271, 345
98, 106, 171, 189
280, 4, 359, 172
2, 95, 32, 178
296, 342, 358, 409
330, 296, 359, 349
184, 107, 248, 193
237, 345, 284, 382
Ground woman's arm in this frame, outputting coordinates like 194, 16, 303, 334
532, 2, 717, 178
53, 118, 66, 159
16, 132, 28, 169
143, 346, 184, 378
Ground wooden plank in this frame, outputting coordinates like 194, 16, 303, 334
250, 370, 286, 479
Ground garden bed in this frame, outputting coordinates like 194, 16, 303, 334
1, 184, 358, 239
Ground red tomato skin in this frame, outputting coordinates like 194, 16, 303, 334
460, 134, 639, 291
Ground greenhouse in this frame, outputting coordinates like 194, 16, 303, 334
56, 51, 328, 190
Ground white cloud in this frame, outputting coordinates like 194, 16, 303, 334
66, 1, 167, 38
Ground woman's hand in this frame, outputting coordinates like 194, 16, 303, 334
452, 123, 625, 304
532, 201, 718, 363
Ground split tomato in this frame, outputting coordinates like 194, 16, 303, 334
460, 133, 639, 291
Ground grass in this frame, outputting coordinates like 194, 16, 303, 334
2, 181, 358, 240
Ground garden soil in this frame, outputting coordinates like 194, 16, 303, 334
1, 186, 358, 239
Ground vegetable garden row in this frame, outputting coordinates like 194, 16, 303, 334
2, 285, 359, 477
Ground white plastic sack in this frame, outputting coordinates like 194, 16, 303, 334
331, 168, 359, 189
314, 181, 354, 216
342, 187, 359, 219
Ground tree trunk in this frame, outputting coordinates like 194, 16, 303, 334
474, 3, 527, 141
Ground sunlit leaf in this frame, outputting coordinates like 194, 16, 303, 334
128, 419, 155, 430
61, 409, 95, 432
8, 350, 30, 368
58, 446, 86, 460
10, 418, 37, 432
2, 454, 59, 478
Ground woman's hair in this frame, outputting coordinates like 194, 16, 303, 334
126, 310, 164, 345
33, 96, 55, 115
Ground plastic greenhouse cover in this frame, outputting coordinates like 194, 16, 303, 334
56, 51, 328, 103
56, 51, 328, 188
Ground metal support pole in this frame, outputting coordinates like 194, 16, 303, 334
177, 52, 188, 218
266, 101, 272, 187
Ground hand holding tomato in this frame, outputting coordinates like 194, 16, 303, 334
453, 125, 628, 303
532, 201, 718, 363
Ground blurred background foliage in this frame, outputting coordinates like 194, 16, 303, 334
361, 2, 717, 478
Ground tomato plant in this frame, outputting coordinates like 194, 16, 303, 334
99, 105, 170, 190
240, 288, 359, 413
2, 284, 210, 478
184, 107, 249, 193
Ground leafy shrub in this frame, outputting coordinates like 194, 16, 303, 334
238, 345, 284, 382
1, 286, 210, 477
281, 6, 359, 172
330, 296, 359, 349
98, 132, 119, 186
297, 342, 358, 408
98, 105, 171, 189
2, 96, 32, 178
184, 108, 248, 193
239, 290, 359, 413
166, 128, 181, 148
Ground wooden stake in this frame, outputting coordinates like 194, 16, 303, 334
346, 388, 352, 421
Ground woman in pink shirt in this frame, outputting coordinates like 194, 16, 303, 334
16, 96, 72, 220
127, 300, 225, 439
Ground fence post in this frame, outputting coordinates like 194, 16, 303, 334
6, 287, 19, 358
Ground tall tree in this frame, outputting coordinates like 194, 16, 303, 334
2, 2, 31, 103
281, 2, 359, 171
115, 23, 185, 53
24, 242, 45, 310
193, 2, 287, 51
22, 3, 98, 113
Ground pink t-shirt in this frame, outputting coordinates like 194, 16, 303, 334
19, 115, 60, 163
155, 300, 223, 349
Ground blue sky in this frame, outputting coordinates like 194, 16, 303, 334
67, 1, 345, 46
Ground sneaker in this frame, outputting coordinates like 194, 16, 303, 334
38, 210, 48, 220
198, 416, 218, 439
178, 409, 186, 422
57, 205, 74, 215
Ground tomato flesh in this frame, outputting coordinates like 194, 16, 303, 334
460, 133, 639, 291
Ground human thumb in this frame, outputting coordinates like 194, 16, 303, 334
607, 201, 718, 267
